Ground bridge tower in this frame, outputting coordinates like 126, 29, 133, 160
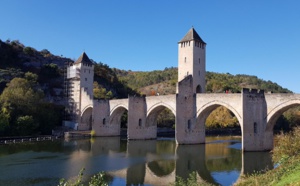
177, 27, 206, 93
65, 52, 94, 130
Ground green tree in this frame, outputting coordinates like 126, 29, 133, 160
25, 72, 38, 86
0, 77, 43, 136
15, 115, 38, 136
105, 91, 113, 99
0, 111, 9, 135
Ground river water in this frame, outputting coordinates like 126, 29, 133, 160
0, 136, 273, 186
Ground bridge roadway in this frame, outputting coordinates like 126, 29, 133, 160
89, 87, 300, 151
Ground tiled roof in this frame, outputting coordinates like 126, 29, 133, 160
74, 52, 93, 65
179, 27, 206, 44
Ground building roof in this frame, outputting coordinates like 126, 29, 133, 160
179, 27, 206, 44
74, 52, 94, 65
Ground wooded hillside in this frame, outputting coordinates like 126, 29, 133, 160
0, 38, 298, 136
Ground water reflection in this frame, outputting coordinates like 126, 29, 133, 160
242, 151, 273, 175
0, 136, 273, 186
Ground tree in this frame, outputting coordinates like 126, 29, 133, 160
0, 111, 9, 135
23, 47, 34, 55
25, 72, 38, 85
0, 77, 44, 136
15, 115, 37, 136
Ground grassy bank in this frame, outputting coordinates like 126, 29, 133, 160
236, 127, 300, 186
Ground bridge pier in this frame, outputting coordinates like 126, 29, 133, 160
176, 75, 205, 144
242, 88, 269, 151
93, 100, 120, 136
127, 96, 156, 140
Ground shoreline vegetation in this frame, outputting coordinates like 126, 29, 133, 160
235, 127, 300, 186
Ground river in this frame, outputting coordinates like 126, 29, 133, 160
0, 136, 273, 186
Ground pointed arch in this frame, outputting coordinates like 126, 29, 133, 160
196, 85, 202, 93
266, 100, 300, 132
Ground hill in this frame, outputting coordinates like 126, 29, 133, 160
114, 68, 292, 96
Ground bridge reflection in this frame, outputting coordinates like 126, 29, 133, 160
84, 137, 273, 185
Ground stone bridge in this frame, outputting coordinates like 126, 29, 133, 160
89, 77, 300, 151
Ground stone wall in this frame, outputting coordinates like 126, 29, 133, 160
127, 96, 156, 140
93, 100, 120, 136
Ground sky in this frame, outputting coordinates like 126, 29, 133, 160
0, 1, 299, 93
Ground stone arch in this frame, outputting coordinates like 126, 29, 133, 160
146, 103, 176, 127
266, 100, 300, 132
196, 85, 202, 93
109, 105, 128, 126
81, 105, 93, 130
196, 101, 242, 131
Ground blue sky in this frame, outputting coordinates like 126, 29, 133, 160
0, 1, 299, 93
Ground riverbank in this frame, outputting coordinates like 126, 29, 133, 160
235, 127, 300, 186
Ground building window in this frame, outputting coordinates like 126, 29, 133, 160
188, 120, 191, 130
139, 119, 142, 127
184, 57, 186, 63
199, 58, 201, 64
103, 118, 106, 125
254, 122, 257, 134
187, 71, 189, 76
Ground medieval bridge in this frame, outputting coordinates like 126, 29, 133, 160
79, 76, 300, 152
68, 28, 300, 152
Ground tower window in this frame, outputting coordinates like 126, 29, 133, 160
139, 119, 142, 127
199, 58, 201, 64
85, 78, 87, 81
103, 118, 106, 125
188, 120, 191, 130
187, 71, 189, 76
254, 122, 258, 134
184, 57, 186, 63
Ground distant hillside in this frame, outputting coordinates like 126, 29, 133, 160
114, 68, 292, 96
0, 39, 291, 100
0, 39, 136, 99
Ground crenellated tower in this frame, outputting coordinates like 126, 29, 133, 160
65, 52, 94, 130
177, 27, 206, 93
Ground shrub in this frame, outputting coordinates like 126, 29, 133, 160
272, 127, 300, 164
23, 47, 34, 55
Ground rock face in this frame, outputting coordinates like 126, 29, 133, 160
0, 40, 73, 104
